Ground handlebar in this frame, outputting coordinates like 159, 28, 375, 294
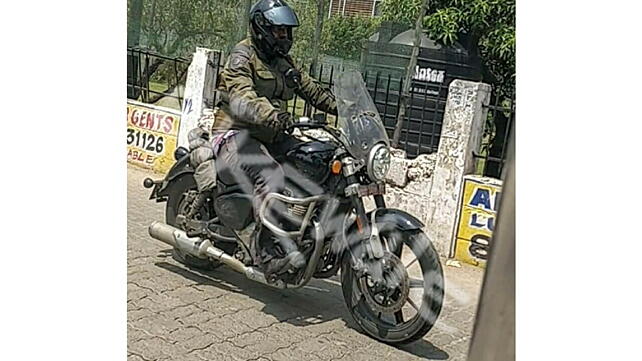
285, 116, 328, 132
286, 119, 344, 144
287, 122, 328, 130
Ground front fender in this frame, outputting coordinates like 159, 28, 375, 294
369, 208, 424, 257
337, 208, 424, 257
369, 208, 424, 233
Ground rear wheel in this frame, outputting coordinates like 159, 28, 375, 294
341, 229, 444, 344
165, 175, 219, 270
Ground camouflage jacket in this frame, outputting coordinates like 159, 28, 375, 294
214, 38, 337, 143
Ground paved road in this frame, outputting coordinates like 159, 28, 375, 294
128, 165, 484, 361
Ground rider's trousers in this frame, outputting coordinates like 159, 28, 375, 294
216, 129, 285, 210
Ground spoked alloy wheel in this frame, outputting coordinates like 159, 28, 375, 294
341, 229, 444, 344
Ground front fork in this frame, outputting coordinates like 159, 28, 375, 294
372, 194, 402, 258
345, 172, 389, 266
345, 183, 403, 282
340, 153, 393, 277
373, 194, 386, 208
346, 193, 390, 288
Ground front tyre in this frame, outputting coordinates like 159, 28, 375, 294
341, 229, 444, 344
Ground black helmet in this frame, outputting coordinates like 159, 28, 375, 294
249, 0, 299, 59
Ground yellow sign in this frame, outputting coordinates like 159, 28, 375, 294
453, 176, 503, 268
126, 101, 181, 173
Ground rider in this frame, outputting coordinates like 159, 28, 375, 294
212, 0, 337, 277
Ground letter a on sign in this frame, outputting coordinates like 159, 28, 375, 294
470, 188, 492, 210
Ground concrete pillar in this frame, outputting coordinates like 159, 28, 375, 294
178, 47, 218, 149
424, 80, 491, 256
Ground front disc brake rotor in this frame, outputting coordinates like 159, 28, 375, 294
359, 251, 410, 314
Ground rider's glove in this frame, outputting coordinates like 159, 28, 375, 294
187, 127, 210, 150
271, 111, 294, 131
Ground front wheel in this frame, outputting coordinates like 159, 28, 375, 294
341, 229, 444, 344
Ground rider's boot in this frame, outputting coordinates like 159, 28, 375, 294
276, 236, 306, 269
262, 236, 306, 277
250, 183, 306, 279
253, 210, 306, 278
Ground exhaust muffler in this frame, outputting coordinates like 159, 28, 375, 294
148, 222, 284, 289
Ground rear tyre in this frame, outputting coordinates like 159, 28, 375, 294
165, 174, 219, 270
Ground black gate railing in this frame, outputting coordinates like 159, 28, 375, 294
127, 47, 224, 109
371, 76, 449, 156
474, 89, 515, 179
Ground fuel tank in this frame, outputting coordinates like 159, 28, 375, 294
284, 140, 338, 185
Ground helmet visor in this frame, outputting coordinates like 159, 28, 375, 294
263, 6, 299, 27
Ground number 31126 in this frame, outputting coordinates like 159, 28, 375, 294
127, 128, 164, 153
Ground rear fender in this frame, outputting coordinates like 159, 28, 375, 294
154, 154, 194, 199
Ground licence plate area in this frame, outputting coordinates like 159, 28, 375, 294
349, 183, 386, 197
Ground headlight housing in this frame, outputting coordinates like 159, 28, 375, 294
367, 143, 391, 182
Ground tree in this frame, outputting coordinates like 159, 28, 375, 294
320, 15, 381, 62
235, 0, 253, 51
380, 0, 422, 26
419, 0, 515, 172
310, 0, 328, 74
288, 0, 321, 64
127, 0, 382, 67
380, 0, 516, 94
127, 0, 144, 47
392, 0, 430, 147
288, 1, 379, 65
130, 0, 239, 57
127, 0, 240, 102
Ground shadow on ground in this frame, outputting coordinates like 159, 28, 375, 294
153, 250, 449, 361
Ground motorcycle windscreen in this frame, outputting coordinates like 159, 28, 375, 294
333, 70, 390, 161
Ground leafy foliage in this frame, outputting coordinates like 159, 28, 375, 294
380, 0, 422, 26
284, 1, 380, 64
128, 0, 380, 65
320, 15, 381, 61
130, 0, 240, 57
288, 0, 321, 64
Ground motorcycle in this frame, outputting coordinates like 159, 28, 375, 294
143, 71, 444, 344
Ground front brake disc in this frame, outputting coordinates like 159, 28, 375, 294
358, 251, 410, 314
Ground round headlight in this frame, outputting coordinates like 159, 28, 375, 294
368, 144, 391, 182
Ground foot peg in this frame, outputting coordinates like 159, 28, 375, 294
289, 251, 306, 269
274, 236, 305, 270
175, 215, 208, 237
265, 251, 306, 277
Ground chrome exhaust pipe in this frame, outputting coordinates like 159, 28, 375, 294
148, 222, 285, 289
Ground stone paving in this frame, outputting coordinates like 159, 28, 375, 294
127, 165, 484, 361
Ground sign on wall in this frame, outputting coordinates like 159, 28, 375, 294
413, 65, 446, 84
453, 175, 503, 268
127, 100, 181, 173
